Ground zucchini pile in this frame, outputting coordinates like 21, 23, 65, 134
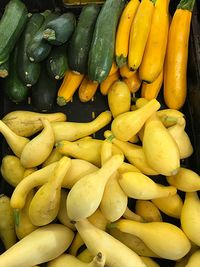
0, 0, 195, 111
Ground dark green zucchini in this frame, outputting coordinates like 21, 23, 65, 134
0, 0, 28, 64
27, 11, 59, 63
88, 0, 125, 83
0, 59, 9, 78
67, 4, 100, 74
31, 62, 58, 112
43, 13, 76, 46
5, 47, 29, 104
17, 13, 45, 87
46, 44, 69, 80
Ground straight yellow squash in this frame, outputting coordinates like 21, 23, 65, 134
128, 0, 156, 71
115, 0, 140, 67
163, 0, 195, 110
139, 0, 170, 83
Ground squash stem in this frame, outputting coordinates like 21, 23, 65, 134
150, 0, 157, 5
43, 28, 56, 41
177, 0, 195, 11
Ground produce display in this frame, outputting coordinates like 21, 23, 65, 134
0, 0, 199, 267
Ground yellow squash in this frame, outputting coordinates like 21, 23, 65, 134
163, 0, 195, 110
100, 71, 120, 95
123, 71, 141, 93
128, 0, 155, 70
110, 219, 191, 260
78, 75, 99, 102
2, 110, 67, 137
57, 70, 85, 106
108, 80, 131, 118
141, 69, 163, 100
51, 110, 112, 142
115, 0, 140, 67
0, 224, 74, 267
75, 219, 146, 267
139, 0, 169, 82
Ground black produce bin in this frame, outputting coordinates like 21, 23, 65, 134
0, 1, 200, 266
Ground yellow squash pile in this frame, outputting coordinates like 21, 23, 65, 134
0, 92, 199, 266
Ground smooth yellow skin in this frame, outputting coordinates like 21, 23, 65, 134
10, 162, 57, 210
152, 193, 183, 219
2, 110, 67, 137
112, 219, 191, 260
166, 167, 200, 192
141, 70, 163, 100
28, 157, 71, 226
56, 139, 103, 167
128, 0, 155, 70
118, 162, 141, 174
139, 0, 169, 82
75, 219, 146, 267
11, 159, 98, 210
62, 159, 98, 189
0, 224, 74, 267
69, 209, 108, 256
0, 195, 16, 250
77, 249, 94, 263
108, 228, 158, 257
57, 189, 76, 231
52, 110, 112, 142
167, 117, 193, 159
42, 148, 63, 167
185, 249, 200, 267
100, 140, 127, 222
67, 154, 124, 221
115, 0, 140, 66
135, 200, 162, 222
181, 192, 200, 246
143, 113, 180, 176
119, 172, 177, 200
15, 190, 38, 240
20, 118, 55, 168
47, 253, 106, 267
111, 98, 161, 141
140, 256, 160, 267
0, 120, 29, 157
104, 130, 158, 175
123, 207, 144, 222
164, 9, 192, 110
156, 109, 184, 127
108, 81, 131, 118
1, 155, 25, 187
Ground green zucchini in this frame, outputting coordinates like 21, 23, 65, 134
31, 62, 58, 112
17, 13, 45, 87
46, 44, 69, 80
43, 13, 76, 46
88, 0, 125, 83
5, 47, 29, 104
0, 0, 28, 64
67, 4, 100, 74
0, 59, 9, 78
27, 11, 59, 63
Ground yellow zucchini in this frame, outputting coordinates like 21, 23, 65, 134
128, 0, 156, 71
57, 70, 85, 106
78, 75, 99, 102
100, 71, 120, 95
120, 64, 136, 79
115, 0, 140, 67
123, 71, 141, 93
163, 0, 195, 110
141, 69, 163, 100
139, 0, 169, 83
